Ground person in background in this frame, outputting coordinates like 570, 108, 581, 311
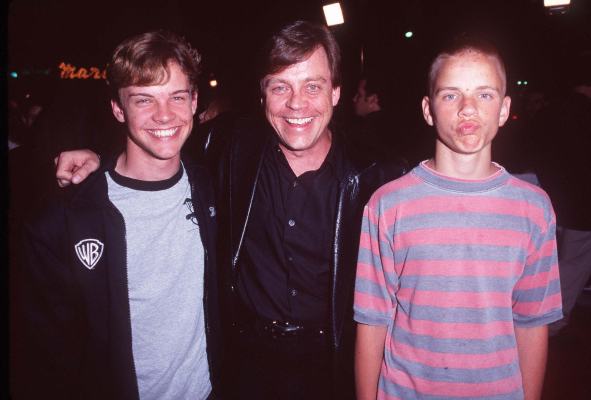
354, 35, 562, 400
534, 51, 591, 334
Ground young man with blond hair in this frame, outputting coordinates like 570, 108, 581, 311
354, 36, 562, 400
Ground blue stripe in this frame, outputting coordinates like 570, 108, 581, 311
396, 303, 513, 324
354, 308, 392, 326
399, 275, 514, 293
392, 326, 516, 354
391, 213, 540, 237
379, 375, 523, 400
513, 278, 561, 302
384, 347, 520, 383
522, 254, 556, 275
356, 276, 391, 297
394, 244, 527, 264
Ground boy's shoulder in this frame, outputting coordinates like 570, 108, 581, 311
366, 167, 422, 209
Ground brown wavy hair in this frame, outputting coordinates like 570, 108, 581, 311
107, 30, 201, 102
259, 20, 341, 93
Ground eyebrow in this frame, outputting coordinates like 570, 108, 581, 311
127, 89, 192, 98
435, 85, 501, 94
266, 76, 328, 86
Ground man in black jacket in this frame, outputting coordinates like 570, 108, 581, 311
215, 21, 405, 399
53, 21, 405, 399
16, 31, 221, 400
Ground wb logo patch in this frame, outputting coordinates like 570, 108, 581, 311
74, 239, 104, 270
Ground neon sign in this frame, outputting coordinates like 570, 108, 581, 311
59, 62, 107, 80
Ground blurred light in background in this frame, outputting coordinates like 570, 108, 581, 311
209, 79, 218, 88
404, 31, 413, 38
323, 3, 344, 26
544, 0, 570, 6
10, 71, 18, 78
544, 0, 570, 14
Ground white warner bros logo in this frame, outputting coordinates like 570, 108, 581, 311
74, 239, 104, 270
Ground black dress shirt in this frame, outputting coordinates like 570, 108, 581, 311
236, 138, 343, 325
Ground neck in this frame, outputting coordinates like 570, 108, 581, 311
429, 144, 498, 180
279, 131, 332, 177
115, 152, 181, 181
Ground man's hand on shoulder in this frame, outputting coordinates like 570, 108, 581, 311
55, 149, 101, 187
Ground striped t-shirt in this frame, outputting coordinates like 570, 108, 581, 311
354, 161, 562, 400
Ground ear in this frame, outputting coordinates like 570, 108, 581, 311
111, 99, 126, 123
498, 96, 511, 127
191, 90, 198, 115
421, 96, 434, 126
332, 86, 341, 107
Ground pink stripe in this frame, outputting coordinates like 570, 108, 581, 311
513, 270, 556, 291
396, 288, 511, 309
526, 239, 556, 265
393, 228, 530, 251
384, 367, 522, 397
354, 291, 392, 314
358, 231, 373, 251
507, 177, 549, 197
382, 196, 548, 230
390, 340, 517, 368
368, 175, 422, 209
395, 312, 514, 338
356, 262, 389, 288
393, 259, 523, 278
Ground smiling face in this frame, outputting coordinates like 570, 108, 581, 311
422, 50, 511, 160
263, 46, 341, 156
111, 62, 197, 171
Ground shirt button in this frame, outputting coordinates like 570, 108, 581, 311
292, 181, 298, 188
287, 256, 293, 262
288, 219, 295, 227
291, 289, 297, 297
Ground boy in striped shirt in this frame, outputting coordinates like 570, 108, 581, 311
354, 36, 562, 400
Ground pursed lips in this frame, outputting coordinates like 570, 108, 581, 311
458, 120, 480, 134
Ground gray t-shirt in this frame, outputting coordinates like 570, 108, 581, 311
107, 165, 211, 400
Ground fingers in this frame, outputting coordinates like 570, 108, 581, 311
70, 163, 94, 185
54, 150, 101, 187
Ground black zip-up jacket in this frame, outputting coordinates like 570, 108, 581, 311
16, 156, 221, 400
215, 117, 406, 398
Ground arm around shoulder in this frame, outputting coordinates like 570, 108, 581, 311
55, 148, 101, 187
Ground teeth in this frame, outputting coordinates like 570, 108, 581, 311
149, 128, 177, 137
286, 117, 313, 125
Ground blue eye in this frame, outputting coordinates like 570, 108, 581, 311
480, 93, 494, 100
271, 86, 288, 94
442, 94, 456, 101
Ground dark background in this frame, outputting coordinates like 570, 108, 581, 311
7, 0, 591, 115
5, 2, 591, 399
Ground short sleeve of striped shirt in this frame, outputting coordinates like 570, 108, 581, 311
354, 184, 400, 326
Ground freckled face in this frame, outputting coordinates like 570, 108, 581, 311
422, 51, 511, 157
111, 62, 198, 164
263, 47, 341, 155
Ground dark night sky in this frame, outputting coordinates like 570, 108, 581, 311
7, 0, 591, 109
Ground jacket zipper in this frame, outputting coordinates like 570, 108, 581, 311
107, 202, 140, 399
